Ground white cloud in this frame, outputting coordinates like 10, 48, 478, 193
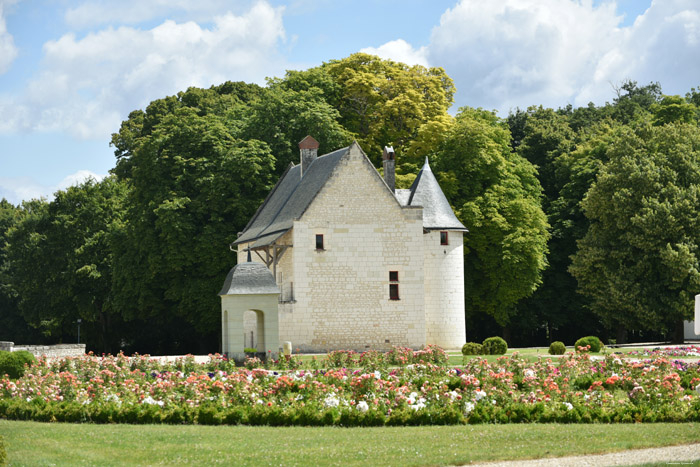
0, 0, 18, 74
415, 0, 700, 112
360, 39, 429, 67
0, 170, 105, 205
0, 1, 287, 139
57, 170, 105, 191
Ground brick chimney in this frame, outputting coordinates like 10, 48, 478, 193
382, 145, 396, 192
299, 135, 319, 177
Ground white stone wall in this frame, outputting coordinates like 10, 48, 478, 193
221, 293, 280, 360
423, 230, 466, 349
9, 344, 86, 358
288, 144, 426, 352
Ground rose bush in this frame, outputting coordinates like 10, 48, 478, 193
1, 347, 699, 426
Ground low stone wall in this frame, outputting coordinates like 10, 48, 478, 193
0, 342, 85, 358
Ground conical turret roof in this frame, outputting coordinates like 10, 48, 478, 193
406, 158, 467, 231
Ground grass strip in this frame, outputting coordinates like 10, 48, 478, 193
1, 420, 699, 466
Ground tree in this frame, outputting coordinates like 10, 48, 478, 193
432, 108, 550, 332
651, 95, 697, 126
321, 53, 455, 164
242, 85, 353, 173
570, 122, 700, 343
4, 178, 126, 351
0, 199, 43, 343
111, 107, 276, 353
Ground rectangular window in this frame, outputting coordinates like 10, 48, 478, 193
440, 231, 449, 245
389, 271, 399, 300
389, 284, 400, 300
315, 234, 324, 250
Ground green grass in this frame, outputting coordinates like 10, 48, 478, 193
1, 420, 699, 466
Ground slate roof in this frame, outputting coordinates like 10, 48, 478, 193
401, 158, 467, 231
233, 146, 349, 246
218, 261, 280, 295
234, 144, 465, 248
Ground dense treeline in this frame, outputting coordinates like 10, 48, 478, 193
1, 54, 699, 353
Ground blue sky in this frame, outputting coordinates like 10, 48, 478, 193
0, 0, 698, 204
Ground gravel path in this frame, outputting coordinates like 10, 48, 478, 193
467, 443, 700, 466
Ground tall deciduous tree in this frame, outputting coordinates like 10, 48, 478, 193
432, 108, 550, 333
570, 123, 700, 343
5, 179, 126, 351
0, 199, 43, 343
321, 53, 455, 164
111, 107, 276, 353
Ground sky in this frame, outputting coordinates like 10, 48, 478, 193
0, 0, 699, 204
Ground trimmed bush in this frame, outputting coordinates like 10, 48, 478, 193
548, 341, 566, 355
0, 351, 36, 379
574, 336, 603, 353
482, 337, 507, 355
461, 342, 483, 356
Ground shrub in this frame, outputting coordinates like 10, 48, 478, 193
461, 342, 483, 355
0, 351, 36, 379
548, 341, 566, 355
575, 336, 603, 353
244, 348, 257, 353
482, 337, 508, 355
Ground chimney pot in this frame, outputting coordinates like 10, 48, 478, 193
382, 146, 396, 192
299, 135, 319, 177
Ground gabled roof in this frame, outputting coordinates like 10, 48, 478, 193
233, 146, 349, 246
402, 158, 467, 231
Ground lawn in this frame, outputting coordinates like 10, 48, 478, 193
1, 420, 700, 466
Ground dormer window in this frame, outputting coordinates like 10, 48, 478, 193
440, 231, 448, 245
315, 234, 324, 250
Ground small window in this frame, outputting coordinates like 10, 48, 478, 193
315, 234, 324, 250
440, 231, 449, 245
389, 284, 400, 300
389, 271, 399, 300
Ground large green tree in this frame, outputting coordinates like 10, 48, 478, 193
111, 106, 276, 353
431, 108, 550, 334
4, 178, 126, 351
320, 53, 454, 164
570, 122, 700, 343
0, 199, 43, 343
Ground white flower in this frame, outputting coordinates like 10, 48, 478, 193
410, 401, 426, 411
448, 391, 459, 401
407, 392, 419, 405
106, 394, 122, 406
563, 402, 573, 411
356, 401, 369, 412
142, 396, 164, 406
374, 371, 381, 379
324, 394, 340, 408
524, 369, 535, 378
256, 399, 263, 405
464, 401, 475, 414
475, 390, 487, 401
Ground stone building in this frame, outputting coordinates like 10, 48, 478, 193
220, 136, 466, 358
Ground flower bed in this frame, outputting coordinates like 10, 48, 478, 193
1, 348, 700, 426
623, 345, 700, 358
